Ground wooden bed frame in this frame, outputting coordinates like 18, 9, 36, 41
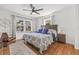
45, 24, 58, 32
45, 24, 58, 42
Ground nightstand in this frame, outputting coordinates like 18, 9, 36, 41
58, 33, 66, 43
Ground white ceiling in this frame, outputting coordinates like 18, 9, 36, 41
0, 4, 74, 17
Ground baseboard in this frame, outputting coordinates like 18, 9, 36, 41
75, 46, 79, 49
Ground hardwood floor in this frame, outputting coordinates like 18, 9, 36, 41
0, 40, 79, 55
0, 48, 3, 55
26, 42, 75, 55
3, 46, 10, 55
44, 42, 75, 55
0, 38, 16, 55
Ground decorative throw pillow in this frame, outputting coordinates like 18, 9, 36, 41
42, 28, 48, 34
36, 29, 43, 33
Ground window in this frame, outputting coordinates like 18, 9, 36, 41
16, 16, 32, 32
16, 20, 24, 31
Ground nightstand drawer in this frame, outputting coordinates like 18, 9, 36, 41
58, 34, 66, 43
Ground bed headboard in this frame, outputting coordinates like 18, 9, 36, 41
45, 24, 58, 32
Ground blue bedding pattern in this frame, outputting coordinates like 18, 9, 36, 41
35, 28, 48, 34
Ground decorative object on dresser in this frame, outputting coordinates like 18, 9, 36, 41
58, 33, 66, 43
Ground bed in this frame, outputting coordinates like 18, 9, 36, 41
23, 25, 58, 54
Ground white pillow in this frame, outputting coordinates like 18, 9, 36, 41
48, 29, 57, 37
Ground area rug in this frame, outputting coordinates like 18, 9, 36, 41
9, 40, 36, 55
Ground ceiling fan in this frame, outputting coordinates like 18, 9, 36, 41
23, 4, 43, 15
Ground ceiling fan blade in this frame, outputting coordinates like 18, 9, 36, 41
35, 8, 43, 11
23, 4, 43, 15
34, 11, 40, 15
30, 4, 35, 9
23, 9, 31, 11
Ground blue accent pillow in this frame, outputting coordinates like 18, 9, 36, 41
42, 28, 48, 34
36, 29, 43, 33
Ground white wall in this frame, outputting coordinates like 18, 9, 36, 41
31, 18, 39, 31
53, 5, 78, 45
74, 5, 79, 49
0, 7, 13, 37
36, 17, 44, 30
